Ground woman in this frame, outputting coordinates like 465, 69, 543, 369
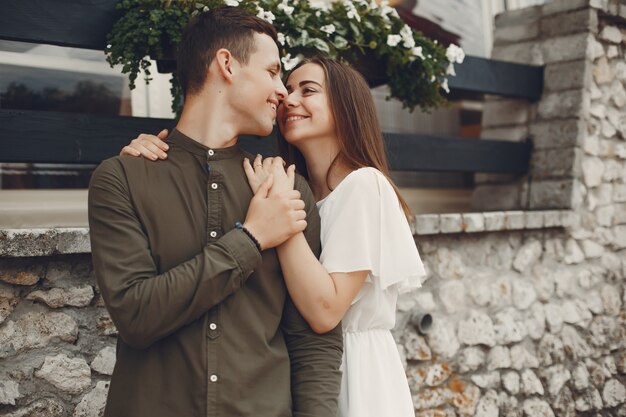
122, 56, 425, 417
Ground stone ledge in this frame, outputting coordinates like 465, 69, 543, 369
412, 210, 576, 236
1, 210, 576, 256
0, 228, 90, 258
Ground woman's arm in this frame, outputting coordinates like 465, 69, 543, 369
277, 233, 368, 334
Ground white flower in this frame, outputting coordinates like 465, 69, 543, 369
344, 1, 361, 22
277, 32, 286, 45
257, 8, 275, 24
441, 78, 449, 93
446, 44, 465, 64
203, 6, 210, 12
369, 0, 378, 9
320, 24, 336, 34
281, 53, 302, 71
309, 0, 329, 11
277, 2, 295, 15
315, 10, 321, 17
400, 25, 415, 48
224, 0, 239, 6
446, 62, 456, 76
386, 34, 402, 47
409, 46, 424, 61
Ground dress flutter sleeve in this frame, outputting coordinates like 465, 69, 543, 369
319, 168, 425, 294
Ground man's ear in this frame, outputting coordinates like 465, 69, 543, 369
214, 48, 236, 83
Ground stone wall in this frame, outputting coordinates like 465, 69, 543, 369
1, 0, 625, 416
394, 0, 626, 416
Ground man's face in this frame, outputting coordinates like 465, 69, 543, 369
230, 33, 287, 136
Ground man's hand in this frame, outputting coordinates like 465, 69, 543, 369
243, 175, 306, 250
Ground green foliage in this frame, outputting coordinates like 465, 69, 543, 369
106, 0, 458, 115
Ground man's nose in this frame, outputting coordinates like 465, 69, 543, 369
275, 79, 288, 101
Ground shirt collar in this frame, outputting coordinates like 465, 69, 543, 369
169, 128, 242, 160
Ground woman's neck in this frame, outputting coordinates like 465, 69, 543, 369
298, 138, 351, 201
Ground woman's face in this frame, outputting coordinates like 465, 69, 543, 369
277, 63, 336, 146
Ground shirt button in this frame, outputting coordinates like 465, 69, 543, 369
210, 374, 218, 382
210, 231, 217, 238
211, 183, 218, 190
209, 323, 217, 330
208, 149, 215, 156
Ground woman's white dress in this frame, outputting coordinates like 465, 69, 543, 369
316, 167, 426, 417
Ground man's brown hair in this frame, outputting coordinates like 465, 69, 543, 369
177, 6, 278, 97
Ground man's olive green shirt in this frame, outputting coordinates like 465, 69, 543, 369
88, 129, 343, 417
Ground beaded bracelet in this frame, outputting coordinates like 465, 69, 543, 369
235, 222, 262, 252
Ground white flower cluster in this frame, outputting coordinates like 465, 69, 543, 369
224, 0, 239, 6
256, 6, 275, 23
342, 0, 361, 22
281, 53, 302, 71
321, 24, 336, 34
277, 0, 294, 16
445, 44, 465, 76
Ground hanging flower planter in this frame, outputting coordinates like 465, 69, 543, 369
106, 0, 464, 115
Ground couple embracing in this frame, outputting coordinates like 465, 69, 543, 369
89, 6, 425, 417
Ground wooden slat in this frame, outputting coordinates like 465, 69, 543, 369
0, 0, 120, 50
0, 110, 277, 164
0, 110, 531, 174
448, 56, 544, 101
385, 133, 531, 174
0, 2, 543, 101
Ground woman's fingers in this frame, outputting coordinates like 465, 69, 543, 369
243, 158, 255, 179
253, 154, 263, 171
120, 146, 140, 157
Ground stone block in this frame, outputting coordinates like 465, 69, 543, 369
34, 354, 91, 394
542, 0, 604, 15
471, 184, 524, 211
599, 25, 623, 43
525, 211, 545, 228
544, 59, 590, 92
461, 213, 485, 233
0, 312, 78, 357
484, 211, 507, 231
538, 90, 587, 120
91, 346, 116, 376
0, 258, 44, 286
482, 99, 530, 127
439, 213, 463, 234
494, 22, 540, 45
495, 5, 542, 28
505, 210, 526, 230
544, 210, 563, 227
540, 8, 598, 38
0, 379, 20, 406
530, 119, 585, 149
481, 125, 529, 142
415, 214, 440, 235
26, 285, 94, 309
74, 381, 109, 417
613, 184, 626, 203
529, 179, 575, 209
531, 147, 581, 180
541, 33, 590, 64
594, 56, 613, 85
492, 41, 543, 65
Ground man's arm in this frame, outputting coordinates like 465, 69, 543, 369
89, 158, 301, 350
282, 175, 343, 417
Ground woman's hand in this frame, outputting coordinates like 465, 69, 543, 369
244, 154, 295, 195
120, 129, 170, 160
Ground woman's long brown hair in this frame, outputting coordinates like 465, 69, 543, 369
277, 55, 412, 218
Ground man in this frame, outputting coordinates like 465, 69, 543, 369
88, 6, 343, 417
